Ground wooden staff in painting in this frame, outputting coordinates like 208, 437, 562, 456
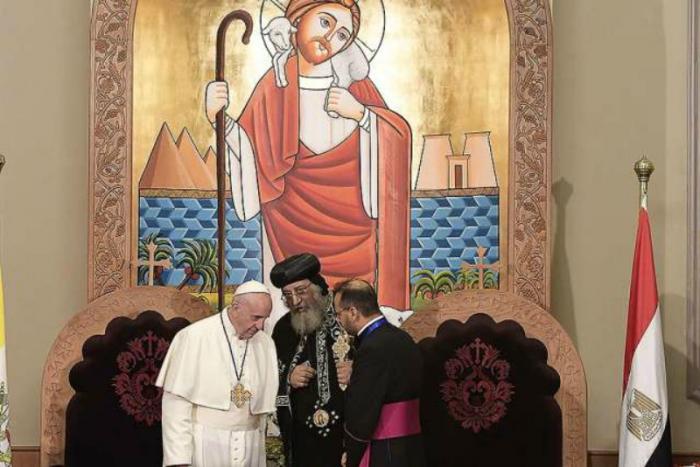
215, 11, 253, 311
159, 13, 281, 467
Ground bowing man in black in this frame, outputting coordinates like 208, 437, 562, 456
334, 279, 426, 467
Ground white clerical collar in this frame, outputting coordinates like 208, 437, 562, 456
358, 315, 384, 337
299, 75, 334, 90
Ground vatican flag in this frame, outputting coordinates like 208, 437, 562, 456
0, 267, 10, 465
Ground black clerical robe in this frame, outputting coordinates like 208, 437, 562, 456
344, 320, 426, 467
273, 306, 349, 467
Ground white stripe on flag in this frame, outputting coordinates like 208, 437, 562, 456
619, 307, 668, 467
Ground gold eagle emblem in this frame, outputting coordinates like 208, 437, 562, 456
626, 388, 663, 441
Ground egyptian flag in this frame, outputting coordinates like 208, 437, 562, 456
618, 208, 672, 467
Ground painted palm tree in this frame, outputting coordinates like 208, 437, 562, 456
411, 269, 456, 300
457, 265, 499, 289
137, 233, 174, 286
176, 239, 219, 292
482, 269, 499, 289
456, 267, 480, 290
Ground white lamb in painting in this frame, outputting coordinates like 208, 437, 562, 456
331, 41, 369, 88
263, 15, 370, 95
263, 17, 297, 88
326, 41, 370, 117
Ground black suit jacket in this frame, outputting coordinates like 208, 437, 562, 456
344, 320, 426, 467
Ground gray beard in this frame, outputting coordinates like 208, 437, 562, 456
290, 307, 325, 336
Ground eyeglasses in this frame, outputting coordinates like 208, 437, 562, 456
282, 283, 312, 303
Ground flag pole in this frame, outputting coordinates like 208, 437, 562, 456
620, 155, 673, 467
634, 156, 654, 209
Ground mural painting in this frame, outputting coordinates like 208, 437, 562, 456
132, 0, 509, 319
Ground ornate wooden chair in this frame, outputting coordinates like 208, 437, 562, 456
40, 287, 211, 467
403, 290, 587, 467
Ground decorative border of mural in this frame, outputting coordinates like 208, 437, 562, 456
88, 0, 137, 300
687, 0, 700, 404
39, 287, 211, 466
505, 0, 553, 309
403, 290, 587, 466
87, 0, 553, 310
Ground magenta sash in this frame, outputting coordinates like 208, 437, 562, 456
359, 399, 421, 467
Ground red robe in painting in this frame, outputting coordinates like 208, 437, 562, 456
237, 56, 411, 310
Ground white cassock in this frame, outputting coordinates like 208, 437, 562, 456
156, 311, 278, 467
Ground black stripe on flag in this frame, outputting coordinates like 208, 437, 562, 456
645, 419, 672, 467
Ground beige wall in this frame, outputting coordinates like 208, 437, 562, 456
0, 0, 697, 453
0, 1, 89, 445
553, 0, 700, 452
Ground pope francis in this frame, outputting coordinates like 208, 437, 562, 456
156, 280, 279, 466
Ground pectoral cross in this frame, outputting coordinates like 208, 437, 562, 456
138, 241, 172, 286
231, 382, 252, 409
332, 331, 352, 391
462, 246, 501, 290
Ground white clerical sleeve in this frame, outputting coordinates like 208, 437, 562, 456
359, 108, 379, 219
161, 391, 194, 466
220, 116, 261, 221
156, 321, 233, 411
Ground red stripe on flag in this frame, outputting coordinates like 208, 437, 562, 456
622, 208, 659, 391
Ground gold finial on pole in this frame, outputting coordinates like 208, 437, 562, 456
0, 155, 5, 175
634, 155, 654, 209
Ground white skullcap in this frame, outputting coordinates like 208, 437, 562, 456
233, 280, 271, 296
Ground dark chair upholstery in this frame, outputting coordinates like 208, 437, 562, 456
64, 310, 190, 467
418, 313, 562, 467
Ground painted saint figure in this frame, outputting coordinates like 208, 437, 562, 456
205, 0, 412, 320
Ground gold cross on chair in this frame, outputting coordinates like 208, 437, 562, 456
137, 241, 172, 286
462, 246, 501, 290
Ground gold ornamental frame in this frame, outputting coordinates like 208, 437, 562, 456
87, 0, 553, 309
